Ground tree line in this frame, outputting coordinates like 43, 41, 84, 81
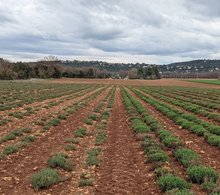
119, 66, 160, 79
0, 55, 161, 80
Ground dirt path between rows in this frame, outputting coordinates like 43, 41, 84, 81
94, 87, 162, 195
126, 87, 220, 194
0, 87, 110, 195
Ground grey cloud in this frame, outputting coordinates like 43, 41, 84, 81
0, 0, 220, 64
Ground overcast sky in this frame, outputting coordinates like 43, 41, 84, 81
1, 0, 220, 64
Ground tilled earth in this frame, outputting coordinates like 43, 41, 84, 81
1, 83, 220, 195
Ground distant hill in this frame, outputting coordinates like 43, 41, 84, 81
62, 60, 154, 72
62, 59, 220, 74
159, 59, 220, 74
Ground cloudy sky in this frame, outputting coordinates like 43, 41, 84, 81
1, 0, 220, 64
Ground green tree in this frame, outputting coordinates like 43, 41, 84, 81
145, 67, 153, 77
152, 66, 161, 79
138, 66, 143, 78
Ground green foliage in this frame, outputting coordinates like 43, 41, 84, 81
64, 145, 76, 151
57, 114, 67, 120
0, 153, 6, 160
147, 152, 169, 163
74, 127, 87, 137
207, 135, 220, 146
77, 179, 93, 187
95, 130, 107, 145
47, 156, 74, 171
86, 148, 102, 156
187, 166, 219, 184
47, 118, 61, 126
157, 175, 192, 192
3, 145, 19, 155
21, 136, 36, 143
87, 113, 98, 121
21, 127, 32, 133
85, 156, 101, 166
14, 113, 23, 119
83, 118, 93, 125
174, 148, 201, 168
181, 121, 195, 129
165, 189, 194, 195
53, 152, 68, 158
1, 134, 16, 142
162, 137, 183, 148
64, 138, 80, 144
10, 129, 23, 136
28, 168, 60, 191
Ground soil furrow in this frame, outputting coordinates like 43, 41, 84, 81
94, 87, 161, 195
0, 86, 110, 195
126, 87, 220, 179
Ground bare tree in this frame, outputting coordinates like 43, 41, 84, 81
119, 70, 128, 78
128, 68, 138, 79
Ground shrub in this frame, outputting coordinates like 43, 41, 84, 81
144, 146, 163, 155
189, 125, 205, 134
47, 156, 74, 172
22, 127, 32, 133
21, 136, 36, 143
176, 119, 188, 125
174, 148, 201, 168
64, 138, 80, 144
154, 166, 176, 178
147, 152, 169, 163
83, 118, 93, 125
41, 116, 48, 121
77, 179, 93, 187
14, 114, 23, 119
87, 148, 102, 156
87, 113, 98, 121
132, 123, 150, 132
158, 175, 192, 192
150, 123, 164, 131
28, 168, 60, 191
74, 127, 87, 137
182, 114, 198, 121
95, 131, 107, 145
207, 136, 220, 146
196, 129, 208, 136
47, 119, 61, 126
53, 152, 68, 158
144, 116, 158, 125
85, 156, 101, 166
64, 145, 76, 151
162, 137, 183, 148
3, 145, 19, 155
0, 153, 6, 160
141, 139, 164, 149
57, 114, 67, 120
208, 126, 220, 135
181, 121, 195, 129
158, 131, 174, 140
187, 166, 219, 184
1, 134, 16, 142
10, 129, 23, 136
164, 189, 194, 195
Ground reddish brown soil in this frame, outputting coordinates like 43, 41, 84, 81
137, 88, 220, 127
43, 78, 220, 88
94, 87, 162, 195
0, 87, 110, 194
0, 87, 103, 152
126, 87, 219, 194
